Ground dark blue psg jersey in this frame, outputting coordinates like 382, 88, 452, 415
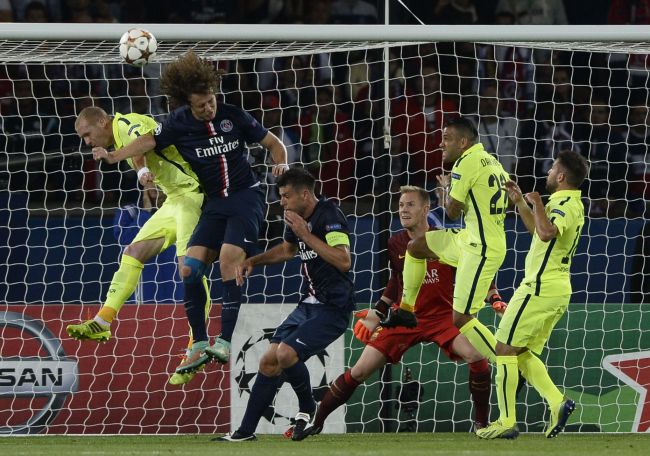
285, 197, 355, 311
154, 102, 268, 198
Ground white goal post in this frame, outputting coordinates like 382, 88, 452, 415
1, 23, 649, 435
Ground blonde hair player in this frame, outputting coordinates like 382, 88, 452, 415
68, 106, 210, 386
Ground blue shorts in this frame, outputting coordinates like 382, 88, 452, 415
188, 186, 264, 255
271, 303, 351, 361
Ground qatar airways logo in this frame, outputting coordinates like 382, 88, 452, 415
196, 136, 240, 158
422, 268, 440, 285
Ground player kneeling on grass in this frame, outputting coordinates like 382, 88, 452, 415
67, 107, 210, 386
216, 167, 355, 442
299, 186, 504, 438
476, 150, 588, 440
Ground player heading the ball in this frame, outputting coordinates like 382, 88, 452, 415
93, 51, 289, 373
67, 106, 210, 386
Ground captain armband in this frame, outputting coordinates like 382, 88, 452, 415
325, 231, 349, 247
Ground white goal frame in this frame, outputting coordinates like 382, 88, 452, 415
2, 22, 649, 436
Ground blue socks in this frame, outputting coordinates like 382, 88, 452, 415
283, 361, 316, 414
237, 362, 315, 435
183, 281, 208, 342
238, 372, 282, 435
220, 279, 242, 342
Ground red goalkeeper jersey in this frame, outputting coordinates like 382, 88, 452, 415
382, 229, 455, 321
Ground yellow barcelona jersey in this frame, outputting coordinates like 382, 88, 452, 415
112, 112, 200, 198
520, 189, 584, 297
448, 143, 509, 258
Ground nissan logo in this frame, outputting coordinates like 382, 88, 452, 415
0, 311, 78, 434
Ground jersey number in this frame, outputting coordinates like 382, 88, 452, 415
567, 224, 583, 259
488, 174, 508, 215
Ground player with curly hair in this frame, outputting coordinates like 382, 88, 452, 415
94, 51, 289, 374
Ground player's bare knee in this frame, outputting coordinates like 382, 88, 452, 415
276, 343, 299, 369
259, 349, 281, 377
350, 364, 372, 382
219, 248, 246, 280
182, 257, 206, 284
462, 350, 486, 364
453, 311, 471, 329
124, 244, 145, 262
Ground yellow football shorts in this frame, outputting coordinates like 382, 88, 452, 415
425, 229, 504, 315
496, 287, 570, 354
132, 190, 204, 256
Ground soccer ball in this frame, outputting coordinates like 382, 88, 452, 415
119, 29, 157, 67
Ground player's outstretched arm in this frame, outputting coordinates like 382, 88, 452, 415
93, 134, 156, 164
235, 241, 298, 286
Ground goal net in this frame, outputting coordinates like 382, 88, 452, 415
1, 23, 649, 435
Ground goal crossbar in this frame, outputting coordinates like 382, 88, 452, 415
1, 24, 649, 64
1, 23, 649, 42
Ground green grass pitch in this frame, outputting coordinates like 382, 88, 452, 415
2, 433, 649, 456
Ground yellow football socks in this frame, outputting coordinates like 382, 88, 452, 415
101, 254, 144, 321
459, 318, 497, 363
518, 351, 564, 409
202, 274, 211, 319
399, 252, 426, 313
496, 355, 519, 427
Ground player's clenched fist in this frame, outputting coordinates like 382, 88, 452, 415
92, 147, 114, 163
524, 191, 543, 209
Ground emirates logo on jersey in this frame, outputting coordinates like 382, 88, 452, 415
220, 119, 233, 132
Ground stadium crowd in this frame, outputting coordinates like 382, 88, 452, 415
1, 0, 649, 219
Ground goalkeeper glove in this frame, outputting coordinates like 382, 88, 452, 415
379, 306, 418, 328
487, 289, 507, 317
353, 309, 374, 344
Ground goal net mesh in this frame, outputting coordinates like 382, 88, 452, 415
1, 33, 648, 435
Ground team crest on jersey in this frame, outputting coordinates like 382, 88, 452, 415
220, 119, 233, 132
